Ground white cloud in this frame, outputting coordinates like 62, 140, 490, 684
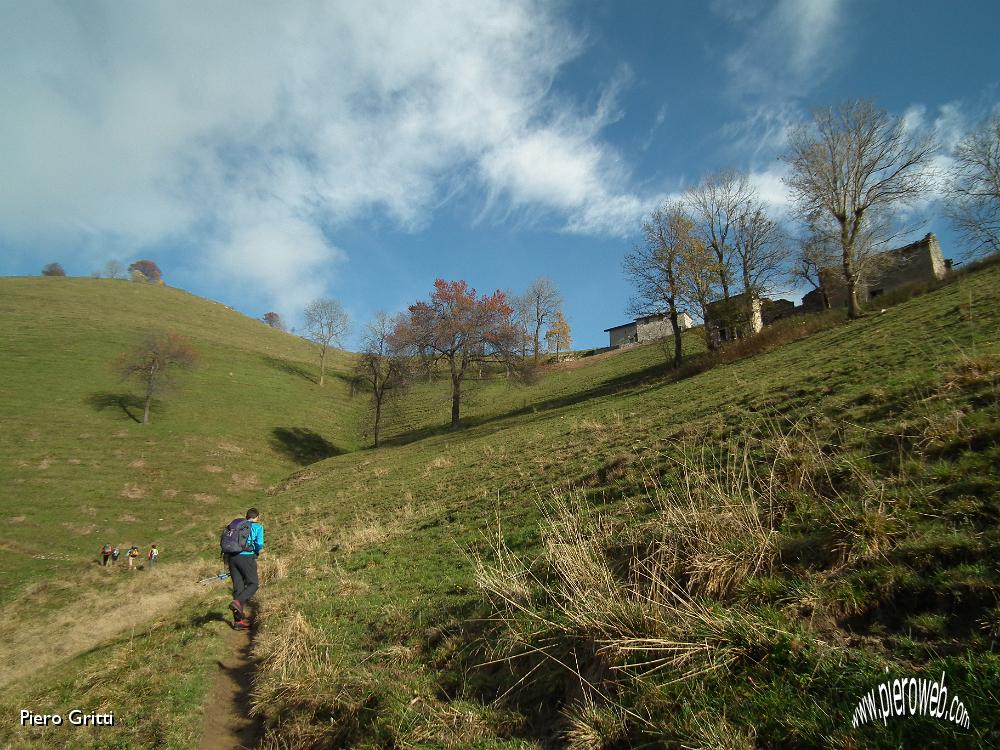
0, 0, 654, 311
748, 165, 793, 216
717, 0, 845, 99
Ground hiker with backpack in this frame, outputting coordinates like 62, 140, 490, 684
147, 544, 158, 570
111, 546, 120, 564
101, 543, 112, 566
127, 544, 140, 570
220, 507, 264, 630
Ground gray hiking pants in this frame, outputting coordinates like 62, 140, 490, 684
228, 554, 259, 605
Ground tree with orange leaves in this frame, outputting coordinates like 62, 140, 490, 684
396, 279, 518, 429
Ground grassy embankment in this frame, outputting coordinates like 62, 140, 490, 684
0, 275, 705, 748
0, 277, 357, 747
2, 262, 998, 748
246, 261, 999, 748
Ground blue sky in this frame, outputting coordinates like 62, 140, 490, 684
1, 0, 997, 348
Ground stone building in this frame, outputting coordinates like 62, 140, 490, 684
604, 311, 694, 348
817, 232, 950, 309
705, 293, 763, 345
705, 294, 796, 346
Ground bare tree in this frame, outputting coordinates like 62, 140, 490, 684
303, 298, 350, 386
522, 277, 562, 362
732, 199, 788, 327
946, 114, 1000, 256
506, 290, 533, 360
104, 260, 126, 280
784, 100, 937, 318
686, 169, 754, 300
790, 224, 840, 309
115, 332, 197, 424
623, 201, 696, 367
356, 312, 411, 448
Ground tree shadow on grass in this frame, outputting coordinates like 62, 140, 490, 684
261, 355, 317, 384
85, 392, 144, 423
270, 427, 345, 465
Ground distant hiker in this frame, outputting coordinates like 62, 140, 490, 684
147, 544, 158, 570
220, 507, 264, 630
111, 546, 120, 564
101, 543, 112, 566
127, 545, 140, 570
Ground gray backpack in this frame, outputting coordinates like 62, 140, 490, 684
220, 518, 253, 555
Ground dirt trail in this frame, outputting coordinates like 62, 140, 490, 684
197, 617, 264, 750
0, 572, 201, 689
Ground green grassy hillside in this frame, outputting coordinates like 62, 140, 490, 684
0, 277, 360, 603
245, 263, 1000, 748
2, 265, 998, 749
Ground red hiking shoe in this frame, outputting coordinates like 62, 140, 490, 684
232, 619, 252, 631
229, 599, 243, 622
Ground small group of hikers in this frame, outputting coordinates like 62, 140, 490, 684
101, 542, 158, 570
220, 507, 264, 631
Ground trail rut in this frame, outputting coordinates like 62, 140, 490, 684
197, 617, 264, 750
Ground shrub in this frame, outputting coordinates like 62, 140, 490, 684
41, 262, 66, 276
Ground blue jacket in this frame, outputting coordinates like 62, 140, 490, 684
240, 521, 264, 556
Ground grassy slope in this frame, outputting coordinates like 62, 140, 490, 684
1, 267, 997, 748
0, 276, 364, 604
0, 277, 703, 749
250, 265, 999, 748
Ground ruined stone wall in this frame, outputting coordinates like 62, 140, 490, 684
819, 233, 947, 307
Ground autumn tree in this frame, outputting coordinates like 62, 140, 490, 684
686, 169, 754, 300
303, 298, 350, 386
946, 114, 1000, 256
395, 279, 518, 429
129, 259, 163, 284
262, 312, 285, 330
676, 235, 723, 351
623, 201, 697, 367
115, 332, 197, 424
784, 100, 937, 318
544, 311, 571, 360
523, 277, 562, 361
356, 311, 411, 448
41, 262, 66, 276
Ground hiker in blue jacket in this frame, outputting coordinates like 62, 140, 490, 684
224, 507, 264, 629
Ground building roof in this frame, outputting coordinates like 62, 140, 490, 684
603, 321, 637, 333
603, 310, 690, 333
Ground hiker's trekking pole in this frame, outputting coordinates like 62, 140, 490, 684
198, 572, 231, 585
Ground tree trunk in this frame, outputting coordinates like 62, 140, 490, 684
318, 347, 326, 386
450, 373, 461, 429
533, 324, 541, 362
742, 268, 755, 335
841, 225, 863, 319
668, 305, 682, 367
373, 397, 382, 448
142, 361, 157, 424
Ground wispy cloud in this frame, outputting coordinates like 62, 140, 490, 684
0, 1, 655, 312
716, 0, 846, 99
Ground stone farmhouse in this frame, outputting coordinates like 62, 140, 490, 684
603, 233, 950, 349
705, 293, 796, 346
804, 232, 950, 311
604, 311, 694, 348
